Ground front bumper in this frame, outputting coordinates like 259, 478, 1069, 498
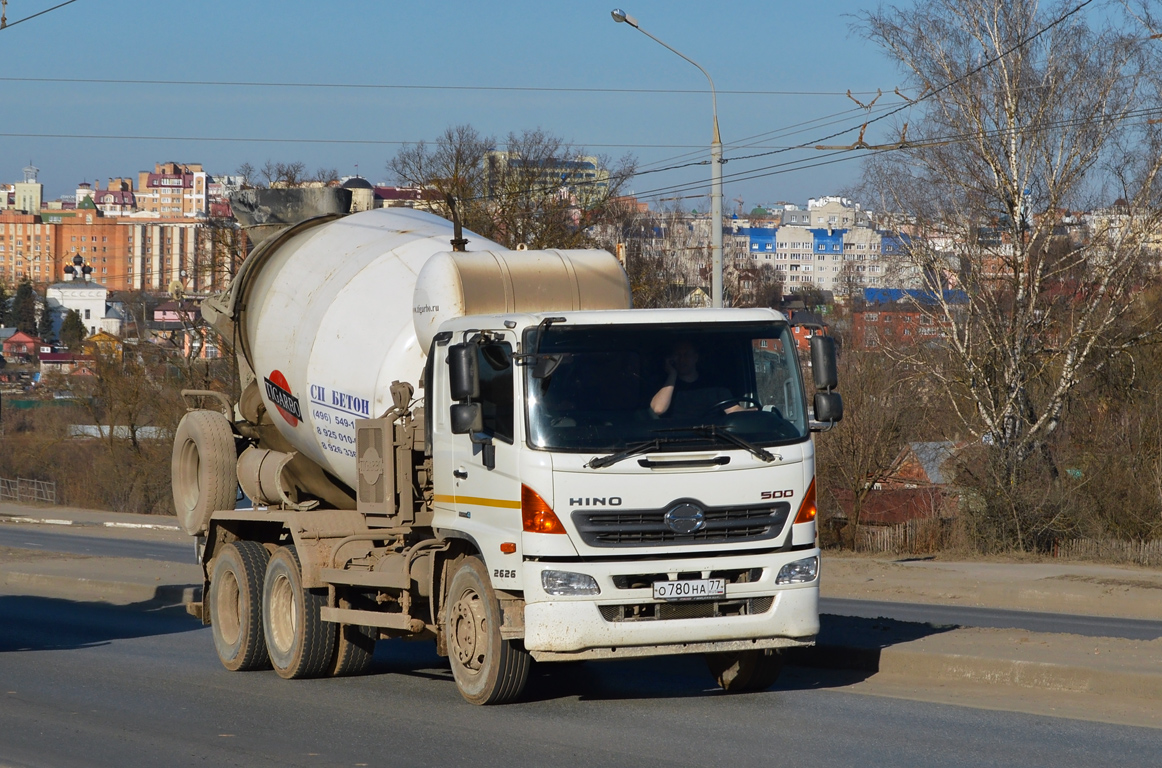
521, 548, 820, 656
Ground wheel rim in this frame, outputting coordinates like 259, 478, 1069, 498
177, 439, 201, 512
216, 569, 241, 646
450, 589, 488, 673
268, 571, 297, 656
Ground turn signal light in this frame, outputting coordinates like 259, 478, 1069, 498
500, 542, 517, 554
522, 484, 566, 534
794, 477, 817, 524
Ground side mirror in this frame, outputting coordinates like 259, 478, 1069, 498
448, 343, 479, 401
450, 402, 483, 434
809, 335, 838, 391
814, 392, 844, 423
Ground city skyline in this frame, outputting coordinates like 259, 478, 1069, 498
0, 0, 917, 207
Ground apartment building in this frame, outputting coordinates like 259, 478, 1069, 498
0, 210, 53, 284
3, 203, 239, 293
134, 162, 209, 218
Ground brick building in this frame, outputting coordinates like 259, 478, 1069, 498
4, 204, 241, 293
0, 210, 54, 284
135, 162, 209, 218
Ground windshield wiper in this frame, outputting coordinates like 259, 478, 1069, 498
652, 424, 777, 463
587, 437, 687, 469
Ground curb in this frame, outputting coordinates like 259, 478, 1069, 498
0, 513, 180, 531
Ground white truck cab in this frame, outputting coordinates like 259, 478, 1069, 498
429, 308, 823, 661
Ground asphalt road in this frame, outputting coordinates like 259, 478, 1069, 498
4, 523, 1161, 642
0, 593, 1158, 768
0, 525, 193, 564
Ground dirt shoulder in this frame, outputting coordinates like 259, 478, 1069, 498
822, 551, 1162, 621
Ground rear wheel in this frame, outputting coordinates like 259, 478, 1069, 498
208, 541, 270, 671
329, 615, 377, 677
444, 556, 530, 705
262, 545, 336, 679
706, 649, 784, 692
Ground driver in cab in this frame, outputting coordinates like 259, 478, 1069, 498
650, 341, 742, 419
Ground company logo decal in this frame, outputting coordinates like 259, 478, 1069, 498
264, 370, 302, 427
664, 502, 706, 535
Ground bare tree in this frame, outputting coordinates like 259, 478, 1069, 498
258, 160, 308, 188
815, 346, 922, 548
389, 124, 637, 250
858, 0, 1162, 548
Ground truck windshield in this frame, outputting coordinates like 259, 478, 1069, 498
524, 322, 809, 453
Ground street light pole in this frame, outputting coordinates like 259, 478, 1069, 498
612, 8, 723, 308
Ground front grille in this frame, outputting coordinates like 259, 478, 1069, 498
598, 597, 774, 622
572, 501, 791, 547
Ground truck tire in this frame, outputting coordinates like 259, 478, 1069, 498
329, 620, 376, 677
262, 545, 336, 679
209, 541, 270, 672
706, 649, 784, 692
172, 410, 238, 536
444, 556, 530, 705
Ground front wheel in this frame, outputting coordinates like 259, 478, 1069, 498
706, 649, 784, 692
444, 556, 530, 705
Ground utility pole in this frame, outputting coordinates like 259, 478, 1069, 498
1, 0, 8, 30
612, 9, 724, 307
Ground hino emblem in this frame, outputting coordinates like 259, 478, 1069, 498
664, 502, 706, 535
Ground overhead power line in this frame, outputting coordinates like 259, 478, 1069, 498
0, 0, 81, 31
718, 0, 1099, 166
0, 130, 785, 152
0, 74, 898, 98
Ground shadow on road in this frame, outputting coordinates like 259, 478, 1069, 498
354, 612, 958, 703
0, 589, 202, 652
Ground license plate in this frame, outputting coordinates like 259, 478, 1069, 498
652, 578, 726, 601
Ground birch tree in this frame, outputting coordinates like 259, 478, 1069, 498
859, 0, 1162, 548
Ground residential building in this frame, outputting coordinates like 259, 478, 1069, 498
373, 186, 440, 211
0, 209, 52, 284
483, 151, 609, 206
2, 330, 42, 361
12, 165, 43, 214
135, 162, 209, 218
91, 179, 137, 217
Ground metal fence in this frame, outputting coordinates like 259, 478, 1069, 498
0, 477, 57, 505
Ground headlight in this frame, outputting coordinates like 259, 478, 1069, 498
541, 569, 601, 596
776, 556, 819, 585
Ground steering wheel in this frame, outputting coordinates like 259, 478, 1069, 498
702, 396, 763, 417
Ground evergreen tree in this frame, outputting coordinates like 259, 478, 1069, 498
37, 297, 56, 341
60, 309, 87, 350
11, 279, 37, 335
0, 282, 10, 327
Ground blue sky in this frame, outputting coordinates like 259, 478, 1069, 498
0, 0, 910, 210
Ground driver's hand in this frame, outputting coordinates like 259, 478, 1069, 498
663, 356, 677, 377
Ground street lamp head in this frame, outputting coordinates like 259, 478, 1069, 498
610, 8, 638, 27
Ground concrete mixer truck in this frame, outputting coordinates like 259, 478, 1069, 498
173, 200, 843, 704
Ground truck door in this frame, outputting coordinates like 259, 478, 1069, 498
447, 335, 523, 549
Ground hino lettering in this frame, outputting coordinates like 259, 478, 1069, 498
569, 497, 623, 507
263, 376, 303, 421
